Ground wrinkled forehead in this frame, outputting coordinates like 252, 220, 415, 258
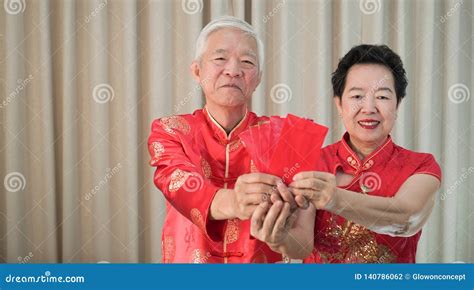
205, 28, 258, 55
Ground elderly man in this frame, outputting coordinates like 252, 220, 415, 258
148, 16, 309, 263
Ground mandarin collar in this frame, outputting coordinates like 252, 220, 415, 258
336, 132, 394, 175
203, 106, 250, 144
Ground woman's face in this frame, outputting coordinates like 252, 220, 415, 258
335, 63, 399, 151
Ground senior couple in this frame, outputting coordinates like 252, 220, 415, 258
148, 16, 441, 263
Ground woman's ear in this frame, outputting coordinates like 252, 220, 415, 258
334, 96, 343, 116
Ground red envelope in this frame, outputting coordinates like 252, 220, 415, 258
239, 117, 284, 172
268, 114, 328, 184
240, 121, 270, 171
240, 114, 328, 184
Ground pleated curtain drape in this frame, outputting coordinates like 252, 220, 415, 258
0, 0, 472, 263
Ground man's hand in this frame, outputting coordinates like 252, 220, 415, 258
210, 173, 301, 221
289, 171, 337, 210
250, 201, 296, 248
250, 200, 316, 259
232, 173, 285, 220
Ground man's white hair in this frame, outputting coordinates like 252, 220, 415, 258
194, 16, 264, 71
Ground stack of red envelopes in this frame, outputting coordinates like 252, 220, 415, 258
240, 114, 328, 184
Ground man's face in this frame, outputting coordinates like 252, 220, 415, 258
191, 28, 261, 109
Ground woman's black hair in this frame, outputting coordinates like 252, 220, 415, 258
332, 44, 408, 105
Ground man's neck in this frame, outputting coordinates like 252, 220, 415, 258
205, 104, 247, 134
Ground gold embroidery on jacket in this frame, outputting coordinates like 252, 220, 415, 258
169, 169, 191, 192
162, 236, 175, 263
200, 158, 212, 178
229, 139, 242, 152
190, 208, 205, 231
317, 215, 396, 263
160, 116, 191, 135
225, 218, 240, 244
151, 141, 164, 160
190, 249, 211, 263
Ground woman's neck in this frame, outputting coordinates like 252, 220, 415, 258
347, 136, 388, 160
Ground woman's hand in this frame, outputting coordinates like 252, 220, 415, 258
289, 171, 338, 210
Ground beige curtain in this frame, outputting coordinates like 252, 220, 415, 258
0, 0, 472, 263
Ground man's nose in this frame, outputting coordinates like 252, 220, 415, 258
224, 59, 242, 77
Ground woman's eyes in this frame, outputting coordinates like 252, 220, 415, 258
350, 95, 390, 100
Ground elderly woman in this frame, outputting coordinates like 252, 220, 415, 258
251, 44, 441, 263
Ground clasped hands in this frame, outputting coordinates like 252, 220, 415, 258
232, 172, 337, 248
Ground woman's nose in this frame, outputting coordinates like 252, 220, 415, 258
360, 96, 377, 113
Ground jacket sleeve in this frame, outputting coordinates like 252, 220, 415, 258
148, 118, 224, 242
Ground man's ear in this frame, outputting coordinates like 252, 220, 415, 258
254, 70, 263, 91
190, 61, 201, 83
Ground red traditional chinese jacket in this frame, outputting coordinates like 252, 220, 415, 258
304, 133, 442, 263
148, 107, 283, 263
